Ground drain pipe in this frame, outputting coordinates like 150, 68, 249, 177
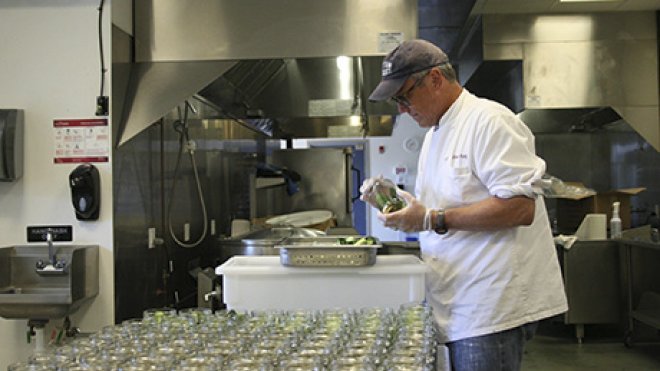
27, 319, 48, 353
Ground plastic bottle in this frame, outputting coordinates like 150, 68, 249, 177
610, 201, 622, 239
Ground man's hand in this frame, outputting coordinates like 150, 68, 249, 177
378, 189, 427, 232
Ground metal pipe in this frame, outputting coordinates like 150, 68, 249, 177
34, 326, 46, 353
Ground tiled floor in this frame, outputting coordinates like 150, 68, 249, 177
522, 320, 660, 370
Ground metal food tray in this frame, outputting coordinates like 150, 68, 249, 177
276, 236, 381, 267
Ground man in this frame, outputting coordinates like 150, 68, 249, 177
363, 39, 567, 370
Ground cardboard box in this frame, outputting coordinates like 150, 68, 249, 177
556, 184, 645, 234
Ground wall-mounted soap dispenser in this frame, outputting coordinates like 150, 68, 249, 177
69, 163, 100, 221
0, 109, 24, 181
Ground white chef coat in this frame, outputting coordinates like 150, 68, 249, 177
415, 89, 568, 343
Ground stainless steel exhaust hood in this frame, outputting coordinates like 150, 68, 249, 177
195, 55, 396, 123
115, 0, 418, 146
455, 11, 659, 150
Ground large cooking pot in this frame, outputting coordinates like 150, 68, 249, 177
214, 227, 326, 263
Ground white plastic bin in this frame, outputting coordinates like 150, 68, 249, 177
215, 255, 427, 311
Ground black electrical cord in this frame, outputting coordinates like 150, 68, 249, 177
97, 0, 106, 96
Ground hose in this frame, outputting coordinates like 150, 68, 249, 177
167, 102, 208, 248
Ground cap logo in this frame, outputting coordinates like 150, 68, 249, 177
381, 61, 392, 77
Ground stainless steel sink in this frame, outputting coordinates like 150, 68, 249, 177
0, 245, 99, 319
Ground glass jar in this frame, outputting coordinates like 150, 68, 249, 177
363, 177, 405, 213
7, 363, 52, 371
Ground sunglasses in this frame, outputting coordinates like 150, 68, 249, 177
390, 69, 433, 108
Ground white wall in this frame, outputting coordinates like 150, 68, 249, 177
366, 114, 429, 241
0, 2, 114, 368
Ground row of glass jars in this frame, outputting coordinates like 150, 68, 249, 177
8, 303, 436, 371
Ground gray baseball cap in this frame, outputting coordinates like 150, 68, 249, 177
368, 39, 449, 102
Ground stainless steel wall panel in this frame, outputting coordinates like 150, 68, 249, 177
533, 120, 660, 231
523, 40, 658, 109
483, 12, 657, 44
113, 104, 283, 322
113, 124, 170, 322
135, 0, 418, 62
480, 12, 659, 149
482, 43, 523, 60
265, 148, 354, 227
535, 133, 599, 187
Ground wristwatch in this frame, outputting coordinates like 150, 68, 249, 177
433, 209, 448, 235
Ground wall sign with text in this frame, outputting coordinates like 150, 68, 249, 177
53, 118, 109, 163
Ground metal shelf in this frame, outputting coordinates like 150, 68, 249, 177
623, 238, 660, 347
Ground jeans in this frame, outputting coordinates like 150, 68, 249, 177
446, 321, 538, 371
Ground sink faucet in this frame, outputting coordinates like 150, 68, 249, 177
46, 231, 56, 266
35, 231, 67, 274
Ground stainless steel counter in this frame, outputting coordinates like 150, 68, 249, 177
620, 227, 660, 346
556, 240, 622, 343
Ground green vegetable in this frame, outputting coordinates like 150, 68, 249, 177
382, 198, 405, 214
339, 236, 377, 245
375, 193, 389, 209
343, 236, 359, 244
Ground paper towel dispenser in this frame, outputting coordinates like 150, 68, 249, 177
0, 109, 24, 181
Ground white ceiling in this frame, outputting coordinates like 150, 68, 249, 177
474, 0, 660, 14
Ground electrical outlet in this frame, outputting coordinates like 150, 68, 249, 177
148, 227, 156, 249
95, 96, 109, 116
